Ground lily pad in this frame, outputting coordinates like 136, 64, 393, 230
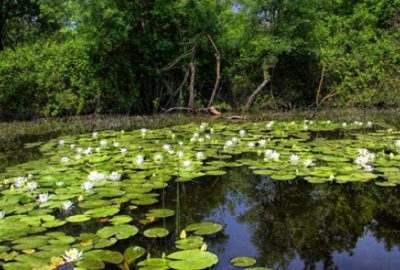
167, 250, 219, 270
143, 227, 169, 238
96, 224, 139, 240
230, 256, 257, 267
185, 222, 223, 235
146, 208, 175, 218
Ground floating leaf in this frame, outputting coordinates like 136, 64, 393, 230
146, 208, 175, 218
185, 222, 222, 235
230, 256, 257, 267
66, 215, 91, 223
167, 250, 218, 270
96, 224, 139, 240
175, 236, 204, 250
124, 246, 146, 265
143, 227, 169, 238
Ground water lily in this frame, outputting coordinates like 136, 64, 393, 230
14, 176, 27, 189
59, 140, 65, 145
195, 152, 204, 160
108, 171, 121, 182
95, 147, 101, 153
367, 121, 373, 127
26, 181, 39, 191
342, 122, 347, 127
232, 137, 238, 143
81, 181, 93, 191
364, 165, 374, 172
303, 159, 314, 168
70, 144, 76, 149
163, 144, 171, 151
56, 181, 64, 187
76, 147, 83, 153
136, 155, 145, 165
60, 156, 70, 163
178, 141, 184, 146
182, 160, 192, 168
120, 148, 127, 155
224, 140, 233, 148
193, 133, 200, 139
248, 142, 255, 147
92, 132, 99, 138
205, 134, 211, 139
177, 151, 185, 158
37, 193, 51, 203
264, 149, 280, 160
63, 248, 83, 263
75, 154, 82, 160
141, 128, 147, 134
0, 211, 5, 219
266, 121, 274, 129
198, 137, 205, 143
87, 171, 106, 182
259, 139, 266, 146
154, 154, 163, 162
83, 147, 92, 155
395, 140, 400, 147
290, 154, 300, 163
100, 140, 107, 146
61, 200, 73, 212
239, 130, 247, 136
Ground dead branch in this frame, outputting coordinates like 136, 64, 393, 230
187, 62, 196, 112
160, 51, 192, 71
243, 76, 270, 112
316, 65, 326, 107
207, 35, 221, 109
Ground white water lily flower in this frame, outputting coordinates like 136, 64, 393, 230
266, 121, 274, 129
225, 140, 233, 148
136, 155, 144, 165
232, 137, 238, 143
367, 121, 373, 127
195, 152, 204, 160
87, 171, 106, 182
14, 176, 27, 189
76, 147, 83, 153
178, 141, 184, 146
329, 175, 335, 181
190, 137, 196, 143
37, 193, 51, 203
59, 140, 65, 145
303, 159, 314, 168
113, 142, 120, 147
364, 165, 374, 172
395, 140, 400, 147
154, 154, 163, 162
61, 200, 73, 212
60, 156, 70, 163
95, 147, 101, 153
326, 120, 331, 124
193, 133, 200, 139
239, 130, 247, 136
264, 149, 280, 160
63, 248, 83, 263
248, 142, 255, 148
100, 140, 107, 146
120, 148, 127, 154
83, 147, 92, 155
342, 122, 347, 127
210, 128, 214, 134
92, 132, 99, 138
290, 154, 300, 163
26, 182, 39, 191
75, 154, 82, 160
182, 160, 192, 168
259, 139, 266, 146
168, 150, 175, 154
205, 134, 211, 139
0, 211, 5, 219
56, 181, 64, 187
177, 151, 184, 158
303, 125, 308, 131
108, 171, 121, 182
81, 181, 93, 191
70, 144, 76, 149
198, 137, 205, 143
163, 144, 171, 151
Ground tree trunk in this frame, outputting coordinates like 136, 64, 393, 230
187, 62, 196, 112
243, 78, 270, 112
207, 35, 221, 108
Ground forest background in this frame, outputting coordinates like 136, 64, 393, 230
0, 0, 399, 120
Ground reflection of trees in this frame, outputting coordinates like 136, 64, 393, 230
225, 167, 400, 270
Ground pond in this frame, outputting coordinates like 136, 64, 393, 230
0, 120, 400, 270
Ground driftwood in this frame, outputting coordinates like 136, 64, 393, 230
243, 76, 270, 112
207, 35, 221, 109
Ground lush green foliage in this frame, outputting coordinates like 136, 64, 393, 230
0, 0, 399, 119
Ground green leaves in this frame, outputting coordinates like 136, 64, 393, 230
96, 225, 139, 240
185, 222, 223, 235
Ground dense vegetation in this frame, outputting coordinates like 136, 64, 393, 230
0, 0, 399, 120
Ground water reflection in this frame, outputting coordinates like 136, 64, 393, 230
169, 166, 400, 269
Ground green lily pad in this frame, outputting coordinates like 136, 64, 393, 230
230, 256, 257, 267
146, 208, 175, 218
167, 250, 219, 270
137, 257, 170, 270
66, 215, 91, 223
185, 222, 223, 235
143, 227, 169, 238
124, 246, 146, 265
96, 224, 139, 240
175, 236, 204, 250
